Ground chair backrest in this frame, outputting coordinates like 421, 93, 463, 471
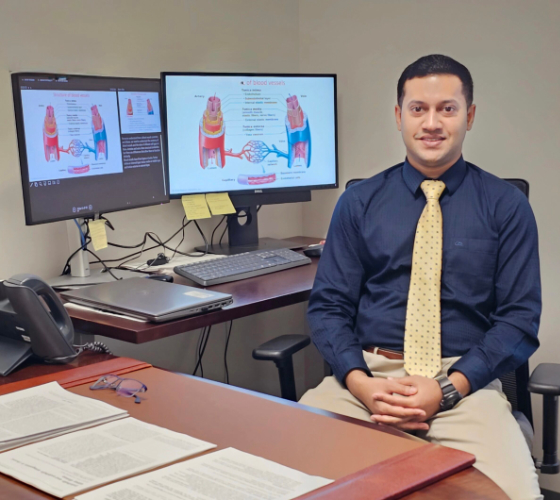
345, 177, 533, 426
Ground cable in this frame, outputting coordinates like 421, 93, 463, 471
193, 325, 212, 377
74, 341, 113, 355
211, 216, 227, 249
224, 321, 233, 384
194, 221, 209, 255
89, 218, 192, 266
61, 222, 91, 276
170, 216, 188, 261
219, 218, 229, 246
193, 327, 207, 377
74, 219, 85, 247
85, 248, 122, 281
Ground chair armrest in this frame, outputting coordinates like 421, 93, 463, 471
528, 363, 560, 395
252, 335, 310, 362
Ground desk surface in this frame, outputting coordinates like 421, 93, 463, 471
66, 236, 320, 344
0, 357, 507, 500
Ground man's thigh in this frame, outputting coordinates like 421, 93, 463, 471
418, 380, 541, 500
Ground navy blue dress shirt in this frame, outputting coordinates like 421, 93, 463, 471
307, 157, 541, 393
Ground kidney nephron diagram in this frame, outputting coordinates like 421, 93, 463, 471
43, 104, 108, 175
198, 94, 311, 186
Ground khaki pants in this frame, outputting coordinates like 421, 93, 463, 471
299, 351, 542, 500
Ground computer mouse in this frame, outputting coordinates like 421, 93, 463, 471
303, 243, 324, 258
146, 274, 174, 283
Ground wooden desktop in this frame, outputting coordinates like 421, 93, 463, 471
65, 236, 321, 344
0, 353, 507, 500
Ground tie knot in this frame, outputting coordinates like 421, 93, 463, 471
421, 180, 446, 200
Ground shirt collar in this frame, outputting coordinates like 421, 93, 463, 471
402, 155, 467, 196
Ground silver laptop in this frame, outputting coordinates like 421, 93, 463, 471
61, 278, 233, 322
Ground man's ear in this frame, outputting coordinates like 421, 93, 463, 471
395, 104, 402, 131
466, 104, 476, 131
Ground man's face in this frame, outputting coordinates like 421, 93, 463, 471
395, 74, 475, 170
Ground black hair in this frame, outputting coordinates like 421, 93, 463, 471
397, 54, 473, 108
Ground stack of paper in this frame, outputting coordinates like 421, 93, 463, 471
76, 447, 333, 500
0, 382, 128, 452
0, 383, 332, 500
0, 418, 217, 498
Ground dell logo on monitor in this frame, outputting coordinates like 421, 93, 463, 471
254, 189, 263, 193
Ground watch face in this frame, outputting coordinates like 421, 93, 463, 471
440, 391, 462, 411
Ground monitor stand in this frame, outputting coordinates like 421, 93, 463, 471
48, 219, 141, 288
195, 206, 305, 256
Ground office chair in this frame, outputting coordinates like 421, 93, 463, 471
253, 177, 560, 474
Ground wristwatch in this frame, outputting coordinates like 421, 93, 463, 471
435, 375, 463, 412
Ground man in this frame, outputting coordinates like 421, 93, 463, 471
300, 54, 542, 500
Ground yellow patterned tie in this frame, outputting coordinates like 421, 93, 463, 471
404, 180, 446, 377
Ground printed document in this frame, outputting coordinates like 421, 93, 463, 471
0, 417, 217, 498
76, 447, 333, 500
0, 382, 127, 452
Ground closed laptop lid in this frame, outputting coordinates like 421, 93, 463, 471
61, 278, 232, 318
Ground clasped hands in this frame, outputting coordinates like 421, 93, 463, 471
346, 370, 457, 431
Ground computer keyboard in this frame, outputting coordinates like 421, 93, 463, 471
173, 248, 312, 286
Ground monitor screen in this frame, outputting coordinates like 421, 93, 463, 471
162, 73, 337, 197
12, 73, 169, 225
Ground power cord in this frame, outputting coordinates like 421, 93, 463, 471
191, 220, 209, 256
193, 325, 212, 377
224, 321, 233, 384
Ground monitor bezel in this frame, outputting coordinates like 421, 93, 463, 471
161, 72, 339, 199
11, 72, 169, 226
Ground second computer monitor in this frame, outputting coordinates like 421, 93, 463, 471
162, 73, 338, 198
12, 73, 169, 225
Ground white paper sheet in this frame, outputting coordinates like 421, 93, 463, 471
0, 382, 127, 451
0, 417, 216, 498
76, 447, 333, 500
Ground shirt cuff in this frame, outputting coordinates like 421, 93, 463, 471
331, 348, 372, 387
448, 353, 492, 393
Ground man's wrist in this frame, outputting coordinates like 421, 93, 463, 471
345, 369, 370, 396
448, 371, 471, 397
436, 375, 463, 412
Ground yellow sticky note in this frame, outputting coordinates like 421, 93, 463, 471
181, 194, 211, 220
205, 192, 236, 215
89, 220, 108, 251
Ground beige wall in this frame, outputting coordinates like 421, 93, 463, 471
2, 0, 560, 492
0, 0, 319, 401
299, 0, 560, 491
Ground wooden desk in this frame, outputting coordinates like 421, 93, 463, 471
66, 236, 320, 344
0, 359, 507, 500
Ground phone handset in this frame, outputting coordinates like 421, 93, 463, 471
3, 274, 78, 363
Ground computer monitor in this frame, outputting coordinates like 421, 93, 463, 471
162, 72, 338, 254
12, 73, 169, 285
12, 73, 168, 226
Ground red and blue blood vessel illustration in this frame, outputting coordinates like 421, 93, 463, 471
199, 96, 226, 168
197, 93, 311, 185
43, 106, 60, 161
90, 105, 108, 161
42, 104, 106, 168
285, 95, 311, 169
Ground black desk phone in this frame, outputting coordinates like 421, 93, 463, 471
0, 274, 78, 376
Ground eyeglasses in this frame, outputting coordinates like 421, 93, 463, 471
90, 374, 147, 403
